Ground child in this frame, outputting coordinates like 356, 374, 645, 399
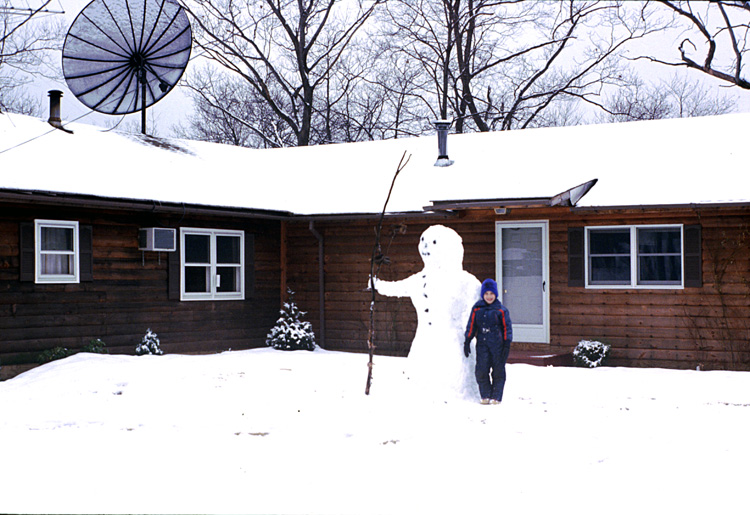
464, 278, 513, 404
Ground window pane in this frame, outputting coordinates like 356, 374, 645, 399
590, 256, 631, 284
589, 230, 630, 255
40, 254, 73, 275
217, 266, 240, 293
185, 266, 210, 293
185, 235, 210, 263
41, 227, 74, 251
589, 229, 631, 285
638, 228, 681, 285
502, 227, 543, 325
639, 229, 681, 254
639, 256, 682, 284
216, 236, 241, 264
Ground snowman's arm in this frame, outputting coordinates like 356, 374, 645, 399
459, 274, 482, 340
372, 274, 420, 298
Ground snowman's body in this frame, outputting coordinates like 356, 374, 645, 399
374, 225, 481, 399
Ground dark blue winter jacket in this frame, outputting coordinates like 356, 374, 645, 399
465, 299, 513, 347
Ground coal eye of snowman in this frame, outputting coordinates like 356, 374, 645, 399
433, 240, 437, 244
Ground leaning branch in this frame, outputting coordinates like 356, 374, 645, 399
365, 151, 410, 395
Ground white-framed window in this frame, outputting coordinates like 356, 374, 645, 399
35, 219, 80, 284
586, 225, 684, 289
180, 228, 244, 301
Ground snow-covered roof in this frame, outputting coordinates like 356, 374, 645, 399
1, 111, 748, 216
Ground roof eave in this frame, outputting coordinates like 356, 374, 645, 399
0, 188, 294, 220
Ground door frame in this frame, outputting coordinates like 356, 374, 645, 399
495, 220, 550, 344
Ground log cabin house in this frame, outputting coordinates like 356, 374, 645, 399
2, 103, 749, 378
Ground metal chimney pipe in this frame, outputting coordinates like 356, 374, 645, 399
47, 90, 73, 133
48, 90, 63, 127
433, 119, 454, 167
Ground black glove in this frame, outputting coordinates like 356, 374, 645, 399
463, 339, 471, 358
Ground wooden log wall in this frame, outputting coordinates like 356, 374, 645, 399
3, 199, 748, 373
286, 205, 750, 371
0, 202, 281, 369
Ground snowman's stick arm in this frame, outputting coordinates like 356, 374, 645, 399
366, 151, 411, 395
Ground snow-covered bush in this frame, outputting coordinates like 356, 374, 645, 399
37, 346, 73, 364
136, 328, 164, 356
266, 290, 316, 351
82, 338, 108, 354
573, 340, 611, 368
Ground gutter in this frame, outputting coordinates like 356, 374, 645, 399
0, 188, 457, 221
308, 221, 326, 349
0, 189, 292, 220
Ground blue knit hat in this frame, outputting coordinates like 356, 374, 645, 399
481, 278, 498, 297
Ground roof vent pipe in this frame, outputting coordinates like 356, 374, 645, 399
433, 119, 454, 167
47, 90, 73, 133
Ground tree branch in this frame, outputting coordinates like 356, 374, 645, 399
366, 151, 410, 395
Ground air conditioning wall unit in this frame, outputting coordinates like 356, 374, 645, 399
138, 228, 177, 252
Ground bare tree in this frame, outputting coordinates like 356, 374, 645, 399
177, 65, 295, 147
329, 44, 432, 141
184, 0, 382, 147
380, 0, 672, 132
0, 0, 63, 114
599, 72, 738, 123
653, 1, 750, 89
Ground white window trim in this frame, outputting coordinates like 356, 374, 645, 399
180, 227, 244, 301
585, 224, 684, 290
35, 219, 80, 284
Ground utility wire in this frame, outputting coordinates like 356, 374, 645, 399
0, 107, 127, 155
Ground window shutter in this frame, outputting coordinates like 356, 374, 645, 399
19, 222, 35, 282
684, 224, 702, 288
168, 236, 181, 300
80, 225, 94, 281
245, 232, 255, 298
568, 227, 585, 287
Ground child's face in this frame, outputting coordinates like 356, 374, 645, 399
483, 290, 496, 304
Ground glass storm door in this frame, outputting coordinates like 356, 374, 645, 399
495, 221, 550, 343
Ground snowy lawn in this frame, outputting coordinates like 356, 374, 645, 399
1, 348, 749, 515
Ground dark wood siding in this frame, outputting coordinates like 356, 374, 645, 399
285, 205, 750, 371
0, 202, 281, 367
3, 198, 749, 373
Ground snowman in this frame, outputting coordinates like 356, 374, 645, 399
372, 225, 481, 399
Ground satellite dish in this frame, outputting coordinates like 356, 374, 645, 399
62, 0, 192, 134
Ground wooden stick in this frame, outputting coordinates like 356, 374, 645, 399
366, 151, 410, 395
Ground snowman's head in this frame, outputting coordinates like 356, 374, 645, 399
419, 225, 464, 270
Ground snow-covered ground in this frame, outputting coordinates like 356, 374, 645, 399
1, 348, 749, 515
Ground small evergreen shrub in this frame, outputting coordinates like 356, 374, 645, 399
37, 346, 73, 364
573, 340, 611, 368
82, 338, 108, 354
266, 290, 316, 351
135, 328, 164, 356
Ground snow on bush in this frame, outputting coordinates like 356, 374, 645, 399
37, 346, 73, 364
135, 328, 164, 356
37, 339, 108, 364
266, 290, 316, 351
82, 339, 108, 354
573, 340, 610, 368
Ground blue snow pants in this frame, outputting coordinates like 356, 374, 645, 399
475, 342, 511, 402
